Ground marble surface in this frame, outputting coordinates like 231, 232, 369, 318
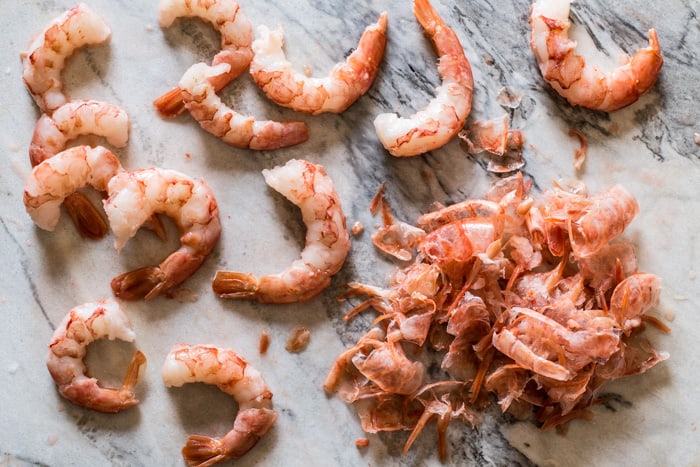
1, 0, 699, 466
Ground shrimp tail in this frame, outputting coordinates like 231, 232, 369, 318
123, 350, 147, 391
211, 271, 259, 299
112, 249, 206, 300
153, 87, 187, 118
182, 435, 227, 467
182, 408, 276, 466
111, 266, 166, 301
63, 192, 109, 239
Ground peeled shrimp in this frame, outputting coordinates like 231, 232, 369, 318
179, 63, 308, 150
104, 168, 221, 300
162, 344, 277, 467
23, 145, 122, 232
529, 0, 663, 111
28, 100, 130, 239
154, 0, 253, 117
29, 100, 129, 167
213, 159, 350, 303
21, 3, 111, 114
249, 12, 387, 114
46, 299, 147, 413
373, 0, 473, 157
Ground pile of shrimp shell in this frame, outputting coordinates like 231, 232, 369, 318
324, 173, 669, 460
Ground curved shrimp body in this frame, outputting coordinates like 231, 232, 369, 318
529, 0, 663, 112
179, 63, 309, 150
21, 4, 111, 114
162, 344, 277, 467
46, 299, 147, 413
249, 12, 387, 115
154, 0, 253, 117
28, 100, 130, 239
373, 0, 473, 157
23, 145, 123, 232
104, 168, 221, 300
213, 159, 350, 303
29, 100, 129, 167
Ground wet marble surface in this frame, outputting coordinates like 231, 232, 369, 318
1, 0, 699, 466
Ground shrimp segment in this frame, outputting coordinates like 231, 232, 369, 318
162, 344, 277, 467
154, 0, 253, 117
21, 3, 111, 114
104, 168, 221, 300
373, 0, 473, 157
23, 145, 122, 232
529, 0, 663, 111
249, 12, 387, 114
179, 63, 309, 150
46, 299, 147, 413
213, 159, 350, 303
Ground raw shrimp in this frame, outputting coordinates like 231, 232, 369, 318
29, 100, 129, 167
249, 12, 387, 114
529, 0, 663, 111
162, 344, 277, 467
154, 0, 253, 117
179, 63, 308, 150
104, 168, 221, 300
213, 159, 350, 303
28, 100, 130, 239
21, 3, 111, 113
46, 299, 146, 413
23, 145, 122, 232
373, 0, 473, 157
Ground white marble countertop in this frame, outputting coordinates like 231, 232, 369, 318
1, 1, 699, 466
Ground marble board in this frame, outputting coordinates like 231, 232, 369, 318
1, 0, 698, 466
